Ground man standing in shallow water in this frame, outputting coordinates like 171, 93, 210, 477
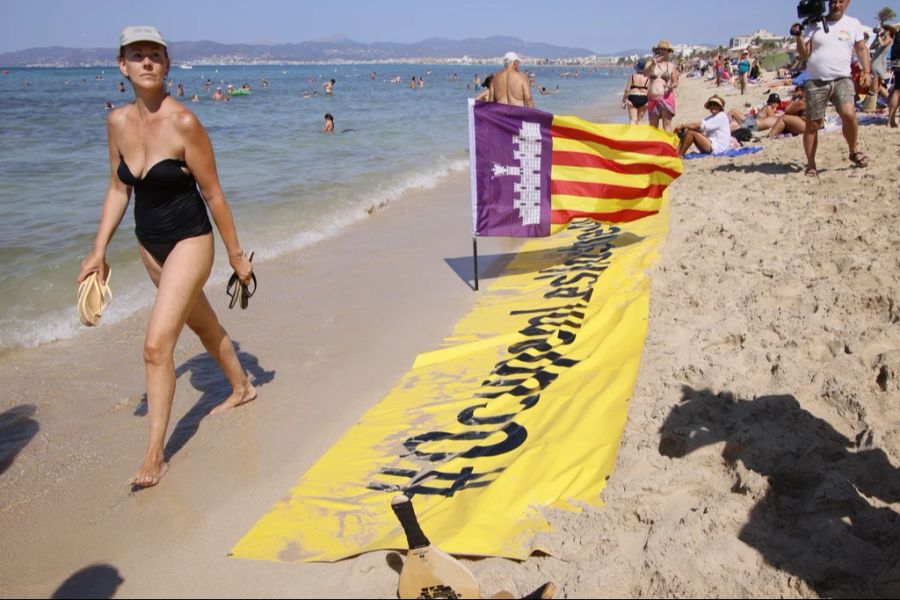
489, 52, 534, 107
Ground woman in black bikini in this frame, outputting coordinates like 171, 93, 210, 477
621, 59, 649, 125
77, 26, 256, 488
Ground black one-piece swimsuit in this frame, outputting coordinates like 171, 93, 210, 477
117, 157, 213, 265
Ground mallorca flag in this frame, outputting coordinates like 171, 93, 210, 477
467, 99, 682, 237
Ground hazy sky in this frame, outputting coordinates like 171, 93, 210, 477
1, 0, 895, 54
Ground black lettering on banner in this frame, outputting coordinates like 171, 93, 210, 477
457, 394, 539, 426
367, 466, 503, 497
544, 286, 594, 301
402, 422, 527, 461
367, 221, 624, 497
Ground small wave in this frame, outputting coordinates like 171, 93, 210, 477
0, 281, 155, 350
254, 155, 469, 260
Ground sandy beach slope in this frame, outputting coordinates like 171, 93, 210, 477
1, 74, 899, 598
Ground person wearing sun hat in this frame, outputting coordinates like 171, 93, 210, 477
76, 25, 258, 489
644, 39, 680, 132
674, 95, 732, 157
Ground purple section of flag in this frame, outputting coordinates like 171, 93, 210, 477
471, 101, 554, 237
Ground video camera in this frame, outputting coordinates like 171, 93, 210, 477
792, 0, 829, 35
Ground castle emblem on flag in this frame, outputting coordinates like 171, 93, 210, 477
491, 122, 543, 226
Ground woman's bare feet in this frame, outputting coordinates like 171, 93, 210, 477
210, 381, 257, 415
129, 453, 168, 488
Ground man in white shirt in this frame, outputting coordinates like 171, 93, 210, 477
793, 0, 871, 176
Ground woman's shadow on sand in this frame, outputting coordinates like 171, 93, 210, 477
659, 386, 900, 598
134, 341, 275, 461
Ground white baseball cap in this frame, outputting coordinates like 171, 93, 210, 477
119, 25, 167, 48
504, 51, 521, 63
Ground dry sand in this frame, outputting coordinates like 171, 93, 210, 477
1, 74, 899, 598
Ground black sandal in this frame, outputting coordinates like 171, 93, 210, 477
849, 151, 869, 168
226, 251, 257, 310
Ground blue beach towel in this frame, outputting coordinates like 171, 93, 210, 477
792, 71, 809, 86
684, 146, 764, 160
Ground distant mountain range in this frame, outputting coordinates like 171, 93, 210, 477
0, 35, 610, 67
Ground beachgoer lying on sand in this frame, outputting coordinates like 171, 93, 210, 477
78, 26, 256, 489
675, 95, 733, 156
728, 93, 783, 133
768, 86, 808, 137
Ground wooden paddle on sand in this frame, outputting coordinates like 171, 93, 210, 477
391, 494, 480, 599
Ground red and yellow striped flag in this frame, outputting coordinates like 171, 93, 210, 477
469, 100, 681, 237
550, 115, 682, 232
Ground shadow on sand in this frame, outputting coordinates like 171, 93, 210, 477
659, 386, 900, 598
710, 161, 804, 175
51, 564, 124, 599
134, 342, 275, 462
444, 230, 647, 290
0, 405, 39, 476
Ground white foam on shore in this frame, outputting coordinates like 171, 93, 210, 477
260, 156, 469, 259
0, 156, 469, 352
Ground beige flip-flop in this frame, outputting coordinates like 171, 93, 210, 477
77, 269, 112, 326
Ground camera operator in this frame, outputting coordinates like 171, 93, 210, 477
792, 0, 871, 176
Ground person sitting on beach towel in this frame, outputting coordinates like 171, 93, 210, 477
675, 95, 735, 157
645, 40, 679, 132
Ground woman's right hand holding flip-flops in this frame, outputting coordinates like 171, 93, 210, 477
77, 249, 110, 284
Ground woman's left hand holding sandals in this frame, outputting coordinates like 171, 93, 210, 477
228, 248, 254, 285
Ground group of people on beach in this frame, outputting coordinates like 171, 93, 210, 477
621, 39, 680, 130
629, 0, 888, 174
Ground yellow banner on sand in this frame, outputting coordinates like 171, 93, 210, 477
232, 198, 670, 562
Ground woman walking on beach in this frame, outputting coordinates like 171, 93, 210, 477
77, 26, 256, 488
645, 39, 680, 132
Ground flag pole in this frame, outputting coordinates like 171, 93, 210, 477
472, 236, 479, 291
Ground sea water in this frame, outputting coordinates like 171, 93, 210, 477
0, 63, 627, 350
